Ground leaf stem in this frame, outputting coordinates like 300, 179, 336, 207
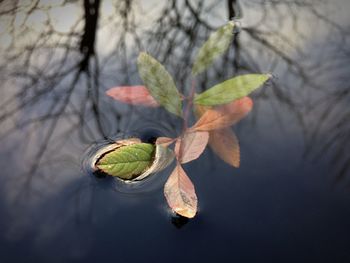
178, 79, 197, 162
183, 79, 196, 131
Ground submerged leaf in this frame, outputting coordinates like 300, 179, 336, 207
96, 143, 155, 180
164, 163, 198, 218
137, 52, 183, 117
192, 21, 235, 75
175, 131, 209, 164
106, 85, 159, 107
195, 105, 240, 167
194, 74, 271, 106
209, 128, 240, 168
192, 97, 253, 131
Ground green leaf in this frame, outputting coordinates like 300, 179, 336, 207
137, 52, 183, 117
194, 74, 271, 106
192, 21, 235, 75
96, 143, 155, 180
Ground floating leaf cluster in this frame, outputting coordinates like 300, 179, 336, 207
96, 21, 271, 218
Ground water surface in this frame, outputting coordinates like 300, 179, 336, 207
0, 0, 350, 262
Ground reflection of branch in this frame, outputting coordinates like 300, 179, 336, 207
227, 0, 242, 19
0, 0, 109, 197
1, 0, 350, 190
244, 27, 310, 84
305, 82, 350, 183
80, 0, 100, 71
184, 0, 214, 30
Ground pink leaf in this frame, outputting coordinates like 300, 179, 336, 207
192, 97, 253, 131
164, 163, 198, 218
209, 128, 240, 168
175, 131, 209, 164
106, 85, 160, 107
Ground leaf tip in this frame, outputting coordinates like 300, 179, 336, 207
138, 51, 148, 58
105, 87, 115, 97
175, 208, 197, 218
265, 73, 274, 82
137, 52, 150, 65
259, 73, 273, 84
227, 20, 235, 30
238, 96, 253, 110
232, 159, 240, 168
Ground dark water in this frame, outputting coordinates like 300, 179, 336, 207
1, 0, 350, 262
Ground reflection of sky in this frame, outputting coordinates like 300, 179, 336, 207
1, 0, 349, 65
0, 2, 341, 51
0, 1, 81, 50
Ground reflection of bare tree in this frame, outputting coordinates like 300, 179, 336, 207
304, 42, 350, 183
0, 0, 349, 188
0, 0, 112, 196
143, 0, 350, 181
233, 0, 350, 182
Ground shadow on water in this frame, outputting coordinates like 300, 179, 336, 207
171, 213, 190, 228
0, 0, 350, 262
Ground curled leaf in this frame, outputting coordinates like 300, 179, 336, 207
137, 52, 183, 117
164, 163, 198, 218
192, 97, 253, 131
135, 144, 175, 181
91, 138, 141, 167
209, 128, 240, 168
192, 21, 235, 75
114, 137, 142, 146
96, 143, 155, 180
194, 74, 271, 106
175, 131, 209, 164
156, 137, 176, 147
106, 86, 160, 107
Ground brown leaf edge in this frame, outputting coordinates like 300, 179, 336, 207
164, 163, 198, 218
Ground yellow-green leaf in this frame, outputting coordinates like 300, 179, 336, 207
192, 21, 234, 75
96, 143, 155, 180
194, 74, 271, 106
137, 52, 183, 117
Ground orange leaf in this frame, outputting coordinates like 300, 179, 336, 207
192, 97, 253, 131
194, 103, 241, 167
209, 128, 240, 167
106, 85, 160, 107
175, 131, 209, 164
156, 137, 175, 147
164, 163, 198, 218
193, 103, 209, 118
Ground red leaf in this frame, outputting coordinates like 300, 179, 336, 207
164, 163, 198, 218
209, 128, 240, 167
106, 85, 160, 107
175, 131, 209, 164
192, 97, 253, 131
